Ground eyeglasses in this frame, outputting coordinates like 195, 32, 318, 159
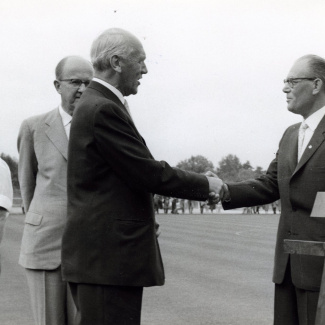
283, 77, 316, 88
59, 79, 91, 88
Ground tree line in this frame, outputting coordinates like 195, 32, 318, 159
176, 154, 265, 182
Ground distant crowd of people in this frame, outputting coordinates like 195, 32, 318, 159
242, 200, 281, 215
154, 195, 198, 214
154, 195, 281, 215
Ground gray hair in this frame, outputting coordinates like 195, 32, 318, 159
90, 28, 141, 72
299, 54, 325, 81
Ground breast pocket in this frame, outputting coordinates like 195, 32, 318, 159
25, 212, 43, 226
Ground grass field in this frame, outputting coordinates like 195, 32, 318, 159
0, 211, 279, 325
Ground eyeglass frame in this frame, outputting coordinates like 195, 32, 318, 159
283, 77, 317, 88
58, 79, 91, 88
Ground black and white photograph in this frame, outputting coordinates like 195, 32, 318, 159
1, 0, 325, 324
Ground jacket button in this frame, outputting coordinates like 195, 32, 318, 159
288, 231, 291, 236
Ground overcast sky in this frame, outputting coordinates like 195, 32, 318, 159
1, 0, 324, 170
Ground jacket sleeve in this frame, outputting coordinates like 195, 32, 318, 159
223, 151, 280, 209
93, 103, 209, 201
17, 119, 38, 212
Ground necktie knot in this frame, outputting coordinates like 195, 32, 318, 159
298, 121, 308, 161
300, 121, 308, 131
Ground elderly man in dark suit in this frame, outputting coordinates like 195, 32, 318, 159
18, 56, 93, 325
213, 54, 325, 325
61, 28, 222, 325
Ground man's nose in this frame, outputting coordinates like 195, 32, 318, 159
78, 83, 87, 92
142, 62, 148, 74
282, 83, 290, 93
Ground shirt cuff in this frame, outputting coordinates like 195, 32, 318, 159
0, 195, 12, 211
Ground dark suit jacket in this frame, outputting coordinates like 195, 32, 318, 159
18, 108, 69, 269
61, 81, 209, 287
223, 116, 325, 291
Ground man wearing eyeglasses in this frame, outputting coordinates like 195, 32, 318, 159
17, 56, 93, 325
215, 54, 325, 324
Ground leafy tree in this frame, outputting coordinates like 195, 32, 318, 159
237, 168, 256, 181
242, 160, 253, 170
176, 153, 266, 183
216, 154, 242, 182
254, 166, 265, 177
176, 155, 214, 174
216, 154, 266, 182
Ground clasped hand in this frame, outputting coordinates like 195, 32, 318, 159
205, 171, 229, 205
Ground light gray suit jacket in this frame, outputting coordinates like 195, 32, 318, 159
18, 108, 68, 269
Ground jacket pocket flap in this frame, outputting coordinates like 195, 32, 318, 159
25, 212, 43, 226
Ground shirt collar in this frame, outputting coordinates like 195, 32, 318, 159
93, 77, 126, 105
59, 105, 72, 126
304, 106, 325, 132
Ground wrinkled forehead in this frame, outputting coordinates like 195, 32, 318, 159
287, 58, 312, 77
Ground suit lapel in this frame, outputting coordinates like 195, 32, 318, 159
292, 115, 325, 176
89, 81, 147, 146
286, 124, 299, 173
89, 81, 131, 118
45, 108, 68, 160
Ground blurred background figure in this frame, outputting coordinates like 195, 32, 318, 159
163, 197, 170, 214
0, 158, 13, 274
200, 201, 206, 214
209, 203, 216, 213
154, 194, 163, 214
175, 199, 185, 214
271, 201, 277, 214
171, 198, 178, 214
263, 204, 269, 214
188, 200, 194, 214
216, 202, 222, 213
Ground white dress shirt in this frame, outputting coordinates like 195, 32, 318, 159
92, 78, 131, 116
59, 105, 72, 139
0, 158, 13, 211
300, 106, 325, 156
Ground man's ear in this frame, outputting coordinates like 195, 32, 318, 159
313, 78, 323, 95
110, 55, 122, 73
54, 80, 61, 94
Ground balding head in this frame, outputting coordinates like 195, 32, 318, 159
283, 54, 325, 118
295, 54, 325, 86
55, 56, 93, 80
54, 56, 94, 115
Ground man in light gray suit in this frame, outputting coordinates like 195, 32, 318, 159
18, 56, 94, 325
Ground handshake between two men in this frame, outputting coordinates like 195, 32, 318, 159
205, 171, 230, 205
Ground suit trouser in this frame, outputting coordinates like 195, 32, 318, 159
274, 261, 319, 325
69, 282, 143, 325
25, 267, 76, 325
